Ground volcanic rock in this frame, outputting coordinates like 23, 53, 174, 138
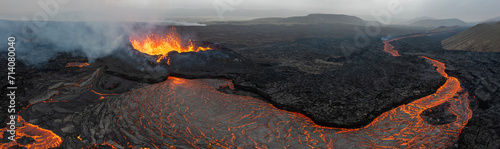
99, 56, 169, 83
61, 124, 76, 134
17, 136, 36, 145
230, 55, 446, 128
167, 45, 255, 79
420, 102, 457, 125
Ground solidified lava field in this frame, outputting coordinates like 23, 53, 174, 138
0, 30, 484, 148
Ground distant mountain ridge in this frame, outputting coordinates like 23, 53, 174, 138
411, 18, 467, 27
207, 14, 366, 25
251, 14, 366, 25
407, 16, 435, 24
484, 16, 500, 23
442, 22, 500, 52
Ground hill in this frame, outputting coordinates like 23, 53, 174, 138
442, 22, 500, 52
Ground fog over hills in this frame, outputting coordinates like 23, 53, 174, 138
411, 18, 467, 27
484, 16, 500, 23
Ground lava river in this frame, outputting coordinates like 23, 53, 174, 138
1, 33, 472, 148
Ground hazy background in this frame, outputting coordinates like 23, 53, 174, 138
1, 0, 499, 65
1, 0, 499, 22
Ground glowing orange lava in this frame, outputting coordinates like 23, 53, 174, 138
382, 40, 401, 56
65, 62, 90, 68
0, 116, 62, 149
129, 28, 212, 63
420, 56, 448, 78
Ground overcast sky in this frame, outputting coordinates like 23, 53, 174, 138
0, 0, 498, 22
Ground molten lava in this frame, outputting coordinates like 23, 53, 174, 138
65, 62, 90, 68
129, 28, 212, 63
0, 116, 62, 149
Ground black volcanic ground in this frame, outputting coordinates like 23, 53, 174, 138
226, 45, 446, 128
0, 40, 450, 148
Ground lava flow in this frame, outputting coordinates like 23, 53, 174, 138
129, 28, 212, 63
65, 62, 90, 68
0, 68, 112, 149
382, 33, 445, 56
96, 33, 471, 148
0, 116, 62, 149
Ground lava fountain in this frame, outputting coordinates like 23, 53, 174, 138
129, 28, 212, 63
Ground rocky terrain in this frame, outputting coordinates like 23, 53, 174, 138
0, 32, 456, 148
442, 22, 500, 52
224, 39, 446, 128
0, 17, 496, 148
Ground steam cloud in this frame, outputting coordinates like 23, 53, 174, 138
0, 20, 205, 66
381, 34, 396, 41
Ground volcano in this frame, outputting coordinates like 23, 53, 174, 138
0, 26, 476, 148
